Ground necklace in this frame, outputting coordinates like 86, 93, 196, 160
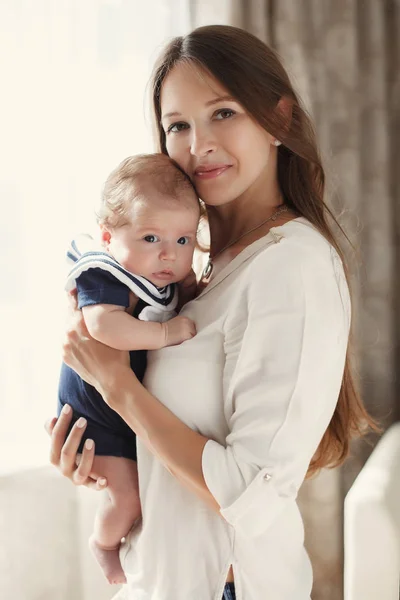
202, 204, 288, 280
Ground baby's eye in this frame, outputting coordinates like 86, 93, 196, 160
167, 122, 188, 134
177, 236, 189, 245
214, 108, 235, 120
143, 235, 159, 243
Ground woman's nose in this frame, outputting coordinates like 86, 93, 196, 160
190, 128, 217, 157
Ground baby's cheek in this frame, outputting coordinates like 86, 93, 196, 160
181, 255, 193, 275
121, 251, 144, 274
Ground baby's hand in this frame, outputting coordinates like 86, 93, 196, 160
163, 315, 196, 346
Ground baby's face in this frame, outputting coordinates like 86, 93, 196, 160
105, 194, 199, 287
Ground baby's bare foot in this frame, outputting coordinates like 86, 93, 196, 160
89, 535, 127, 585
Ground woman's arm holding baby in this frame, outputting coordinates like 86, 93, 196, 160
82, 304, 196, 350
47, 293, 218, 511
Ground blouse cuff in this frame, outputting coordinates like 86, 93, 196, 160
202, 440, 290, 537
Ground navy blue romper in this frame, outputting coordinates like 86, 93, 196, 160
57, 268, 147, 461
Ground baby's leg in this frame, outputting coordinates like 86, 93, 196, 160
89, 455, 141, 585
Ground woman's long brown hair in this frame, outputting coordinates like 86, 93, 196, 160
149, 24, 380, 477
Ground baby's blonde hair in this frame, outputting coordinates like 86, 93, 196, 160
96, 153, 198, 229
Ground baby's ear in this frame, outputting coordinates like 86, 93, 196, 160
100, 225, 112, 247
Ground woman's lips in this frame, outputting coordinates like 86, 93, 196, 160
194, 165, 232, 179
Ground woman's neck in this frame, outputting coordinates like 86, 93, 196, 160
207, 186, 285, 256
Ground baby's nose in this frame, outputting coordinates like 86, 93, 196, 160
159, 244, 176, 260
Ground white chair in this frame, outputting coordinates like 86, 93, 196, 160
344, 422, 400, 600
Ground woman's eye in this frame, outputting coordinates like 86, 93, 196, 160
167, 122, 188, 134
144, 235, 159, 243
215, 108, 235, 120
177, 236, 189, 245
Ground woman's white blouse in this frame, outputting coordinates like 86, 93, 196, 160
116, 218, 351, 600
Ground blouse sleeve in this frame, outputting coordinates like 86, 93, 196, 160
201, 240, 351, 537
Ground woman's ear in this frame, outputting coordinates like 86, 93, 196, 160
100, 225, 112, 248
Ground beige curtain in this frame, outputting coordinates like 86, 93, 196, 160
187, 1, 400, 598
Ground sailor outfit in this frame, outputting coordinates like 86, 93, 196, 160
57, 235, 178, 461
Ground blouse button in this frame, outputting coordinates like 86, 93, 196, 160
263, 473, 272, 481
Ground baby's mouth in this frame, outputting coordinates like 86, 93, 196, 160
153, 269, 174, 279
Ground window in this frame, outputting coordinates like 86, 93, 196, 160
1, 0, 192, 471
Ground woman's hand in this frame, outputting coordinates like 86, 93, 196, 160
63, 291, 130, 397
44, 405, 108, 490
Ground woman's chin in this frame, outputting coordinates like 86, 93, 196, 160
198, 193, 236, 208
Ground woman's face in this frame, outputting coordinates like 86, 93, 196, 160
160, 62, 275, 207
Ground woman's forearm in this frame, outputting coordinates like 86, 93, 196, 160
100, 366, 220, 513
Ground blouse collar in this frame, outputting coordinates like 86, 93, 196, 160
195, 217, 312, 300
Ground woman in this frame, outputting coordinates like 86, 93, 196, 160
47, 25, 376, 600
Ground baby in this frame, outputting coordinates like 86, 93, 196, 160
57, 153, 200, 584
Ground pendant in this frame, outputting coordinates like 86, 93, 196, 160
202, 257, 213, 280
